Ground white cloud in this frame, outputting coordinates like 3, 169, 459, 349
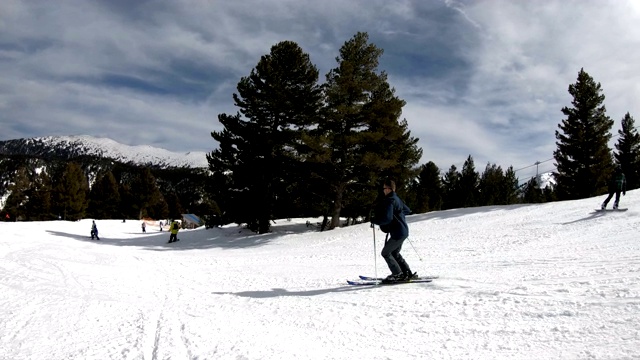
1, 0, 640, 180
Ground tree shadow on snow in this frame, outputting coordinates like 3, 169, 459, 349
46, 222, 320, 251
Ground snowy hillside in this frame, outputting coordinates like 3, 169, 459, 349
2, 135, 209, 168
1, 192, 639, 359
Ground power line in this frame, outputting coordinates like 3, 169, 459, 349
514, 158, 554, 173
513, 123, 640, 175
437, 123, 640, 181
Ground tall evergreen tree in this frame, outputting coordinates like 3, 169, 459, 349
25, 170, 53, 221
3, 167, 31, 221
459, 155, 480, 208
118, 183, 136, 219
208, 40, 323, 233
408, 161, 442, 213
52, 162, 88, 221
87, 171, 121, 219
553, 68, 614, 200
164, 192, 184, 220
479, 163, 504, 206
202, 170, 232, 224
614, 112, 640, 190
442, 165, 460, 210
308, 32, 421, 228
501, 166, 520, 205
131, 168, 167, 219
522, 177, 544, 203
156, 167, 208, 215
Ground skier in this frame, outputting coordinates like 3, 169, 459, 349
90, 220, 100, 240
142, 221, 146, 233
601, 165, 626, 210
371, 179, 417, 282
168, 220, 180, 243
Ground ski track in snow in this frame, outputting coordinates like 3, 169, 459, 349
1, 192, 639, 359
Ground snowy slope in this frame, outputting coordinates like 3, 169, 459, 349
0, 191, 639, 359
23, 135, 208, 168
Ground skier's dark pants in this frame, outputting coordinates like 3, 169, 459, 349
603, 189, 621, 208
169, 233, 177, 242
381, 235, 411, 275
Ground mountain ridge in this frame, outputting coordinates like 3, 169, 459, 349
0, 135, 209, 168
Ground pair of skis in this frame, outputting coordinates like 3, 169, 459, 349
346, 275, 438, 286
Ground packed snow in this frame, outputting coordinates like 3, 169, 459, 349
1, 191, 639, 359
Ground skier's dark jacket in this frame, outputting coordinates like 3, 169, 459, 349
372, 191, 411, 240
609, 169, 626, 192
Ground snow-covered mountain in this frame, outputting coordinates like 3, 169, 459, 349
0, 135, 208, 168
537, 172, 556, 189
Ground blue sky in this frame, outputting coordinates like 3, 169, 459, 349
1, 0, 639, 181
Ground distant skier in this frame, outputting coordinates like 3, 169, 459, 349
168, 220, 180, 243
91, 220, 100, 240
601, 165, 626, 210
142, 221, 146, 233
159, 221, 163, 231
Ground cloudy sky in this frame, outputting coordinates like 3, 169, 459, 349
1, 0, 639, 180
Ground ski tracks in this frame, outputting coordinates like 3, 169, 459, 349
138, 256, 195, 360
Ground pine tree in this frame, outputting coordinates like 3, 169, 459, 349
118, 183, 136, 219
502, 166, 520, 204
442, 165, 460, 210
52, 162, 88, 221
25, 171, 53, 221
309, 32, 421, 228
614, 112, 640, 190
543, 184, 558, 202
156, 167, 208, 217
202, 170, 231, 224
208, 40, 323, 233
522, 177, 543, 203
87, 171, 121, 219
131, 168, 167, 219
164, 192, 183, 220
3, 167, 31, 221
479, 163, 504, 206
554, 68, 614, 200
459, 155, 479, 208
409, 161, 442, 213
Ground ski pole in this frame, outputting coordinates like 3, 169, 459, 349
372, 223, 377, 281
406, 237, 423, 261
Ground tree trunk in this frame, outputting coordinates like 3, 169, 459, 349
330, 188, 343, 229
